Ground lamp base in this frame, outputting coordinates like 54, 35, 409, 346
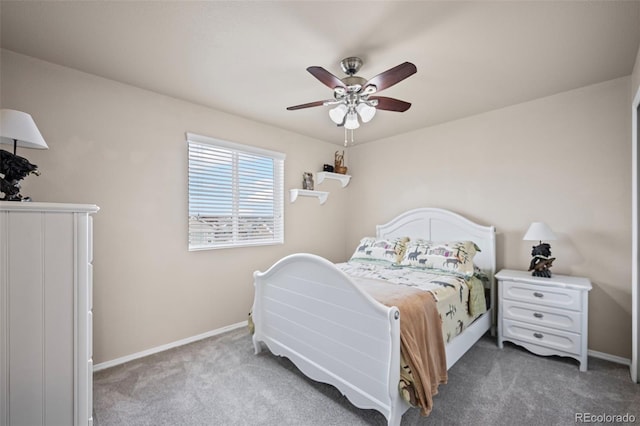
0, 149, 40, 201
529, 256, 555, 278
528, 242, 555, 278
531, 266, 553, 278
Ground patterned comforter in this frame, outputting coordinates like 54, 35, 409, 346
336, 261, 488, 413
336, 261, 487, 342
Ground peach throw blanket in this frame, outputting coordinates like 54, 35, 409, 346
354, 278, 448, 416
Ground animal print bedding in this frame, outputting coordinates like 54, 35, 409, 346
336, 261, 487, 414
336, 261, 487, 343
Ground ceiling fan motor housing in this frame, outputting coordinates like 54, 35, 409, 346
340, 76, 367, 93
340, 57, 363, 76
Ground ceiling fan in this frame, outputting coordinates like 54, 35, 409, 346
287, 57, 417, 130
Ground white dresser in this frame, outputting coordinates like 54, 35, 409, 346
496, 269, 592, 371
0, 202, 98, 426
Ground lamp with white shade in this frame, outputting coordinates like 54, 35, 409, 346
0, 109, 48, 201
523, 221, 557, 278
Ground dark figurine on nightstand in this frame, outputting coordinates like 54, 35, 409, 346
528, 242, 555, 278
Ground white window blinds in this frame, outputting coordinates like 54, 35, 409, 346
187, 133, 285, 250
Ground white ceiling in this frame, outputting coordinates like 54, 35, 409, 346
2, 1, 640, 145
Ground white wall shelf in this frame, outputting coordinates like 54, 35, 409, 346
289, 189, 329, 205
316, 171, 351, 188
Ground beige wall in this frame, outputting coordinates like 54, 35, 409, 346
632, 44, 640, 98
346, 77, 632, 358
1, 50, 351, 364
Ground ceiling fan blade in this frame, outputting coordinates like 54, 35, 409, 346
364, 62, 417, 92
307, 66, 347, 90
286, 100, 328, 110
370, 96, 412, 112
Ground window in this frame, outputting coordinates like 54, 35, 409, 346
187, 133, 285, 250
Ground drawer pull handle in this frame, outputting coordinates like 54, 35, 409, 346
533, 312, 544, 319
533, 332, 544, 339
533, 292, 544, 298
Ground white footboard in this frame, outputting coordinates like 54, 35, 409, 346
252, 253, 409, 426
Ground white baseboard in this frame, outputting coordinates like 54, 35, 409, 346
93, 323, 631, 372
588, 348, 631, 366
93, 320, 248, 372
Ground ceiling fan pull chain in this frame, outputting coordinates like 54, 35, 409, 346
344, 127, 348, 147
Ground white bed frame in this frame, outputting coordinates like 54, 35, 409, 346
251, 208, 496, 426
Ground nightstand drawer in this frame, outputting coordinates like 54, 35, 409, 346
501, 280, 581, 311
502, 319, 581, 355
502, 299, 582, 333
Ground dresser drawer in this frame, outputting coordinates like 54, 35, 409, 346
502, 299, 582, 333
502, 319, 581, 355
501, 280, 581, 311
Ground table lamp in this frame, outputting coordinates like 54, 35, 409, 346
523, 222, 557, 278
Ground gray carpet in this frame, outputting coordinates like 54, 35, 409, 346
93, 328, 640, 425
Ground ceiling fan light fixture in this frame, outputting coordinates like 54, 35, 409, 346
356, 102, 376, 123
329, 104, 348, 124
344, 111, 360, 130
287, 58, 416, 132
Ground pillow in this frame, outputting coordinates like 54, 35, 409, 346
349, 236, 409, 264
398, 240, 480, 277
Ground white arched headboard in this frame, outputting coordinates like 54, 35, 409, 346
377, 207, 496, 282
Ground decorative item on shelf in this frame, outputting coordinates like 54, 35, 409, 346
334, 150, 347, 174
523, 222, 557, 278
0, 109, 48, 201
323, 164, 334, 172
302, 172, 314, 190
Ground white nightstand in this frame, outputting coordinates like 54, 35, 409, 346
496, 269, 592, 371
